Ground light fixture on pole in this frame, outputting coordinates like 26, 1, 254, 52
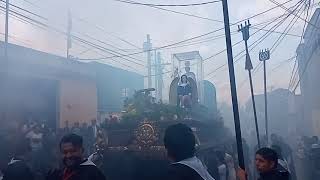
259, 49, 271, 145
238, 20, 261, 148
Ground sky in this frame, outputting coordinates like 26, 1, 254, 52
0, 0, 316, 106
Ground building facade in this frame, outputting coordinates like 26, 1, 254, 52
244, 88, 299, 138
296, 8, 320, 136
92, 62, 144, 121
0, 42, 97, 128
0, 42, 143, 128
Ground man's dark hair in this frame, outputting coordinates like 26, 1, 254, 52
60, 133, 83, 150
256, 147, 278, 168
164, 123, 195, 161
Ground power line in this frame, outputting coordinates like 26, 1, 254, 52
0, 0, 47, 20
116, 0, 293, 23
267, 0, 319, 92
238, 1, 305, 87
95, 0, 302, 60
3, 2, 145, 66
74, 16, 142, 49
117, 0, 301, 37
0, 5, 47, 28
79, 0, 300, 60
74, 31, 145, 64
165, 13, 302, 50
271, 56, 296, 71
203, 16, 289, 64
288, 60, 298, 89
4, 0, 143, 54
71, 35, 145, 66
288, 1, 314, 90
205, 0, 304, 79
0, 4, 146, 70
62, 14, 145, 61
299, 2, 311, 44
206, 10, 295, 77
69, 36, 143, 72
158, 30, 239, 51
270, 1, 305, 53
153, 13, 301, 51
79, 27, 226, 60
90, 6, 298, 63
238, 55, 295, 89
0, 9, 144, 68
230, 0, 296, 26
291, 2, 320, 92
0, 0, 306, 73
113, 0, 221, 7
144, 3, 223, 22
251, 26, 301, 37
75, 41, 142, 72
270, 0, 320, 30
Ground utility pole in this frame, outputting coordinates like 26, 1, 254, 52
157, 52, 163, 100
154, 50, 157, 94
222, 0, 245, 169
143, 35, 152, 88
259, 49, 270, 145
2, 0, 10, 122
152, 52, 166, 101
238, 20, 261, 148
4, 0, 9, 61
67, 10, 72, 59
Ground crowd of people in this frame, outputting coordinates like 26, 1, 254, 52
0, 118, 319, 180
0, 118, 105, 180
296, 135, 320, 179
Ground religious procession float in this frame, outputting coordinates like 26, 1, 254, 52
92, 51, 233, 180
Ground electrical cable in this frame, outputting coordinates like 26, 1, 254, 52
82, 0, 300, 60
0, 5, 146, 70
238, 2, 305, 88
270, 1, 306, 53
293, 4, 319, 92
271, 56, 296, 72
205, 0, 304, 79
288, 0, 314, 90
270, 0, 320, 30
74, 16, 142, 49
0, 0, 47, 20
113, 0, 221, 7
74, 31, 145, 64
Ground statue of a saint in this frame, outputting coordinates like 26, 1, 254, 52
183, 61, 196, 81
177, 75, 192, 108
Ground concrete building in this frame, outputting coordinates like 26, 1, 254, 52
92, 62, 144, 121
0, 42, 143, 128
0, 42, 97, 128
296, 8, 320, 136
244, 88, 298, 138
